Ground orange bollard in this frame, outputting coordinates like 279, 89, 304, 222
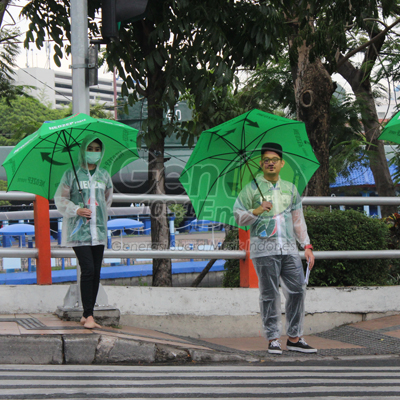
239, 229, 258, 288
33, 195, 52, 285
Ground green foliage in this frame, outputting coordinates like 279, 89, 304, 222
222, 228, 240, 288
239, 58, 367, 182
181, 83, 246, 140
0, 27, 26, 104
305, 209, 391, 286
0, 95, 113, 145
237, 56, 295, 116
0, 96, 68, 143
22, 0, 281, 148
0, 180, 10, 206
168, 204, 187, 228
222, 210, 394, 287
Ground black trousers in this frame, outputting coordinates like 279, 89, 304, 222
73, 245, 105, 318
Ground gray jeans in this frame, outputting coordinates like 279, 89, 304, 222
253, 254, 306, 340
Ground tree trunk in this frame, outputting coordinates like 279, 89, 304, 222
147, 76, 172, 287
291, 43, 334, 196
337, 57, 396, 217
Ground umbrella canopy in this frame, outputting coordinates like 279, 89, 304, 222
107, 218, 144, 230
0, 223, 35, 235
3, 113, 139, 199
378, 111, 400, 142
179, 109, 319, 228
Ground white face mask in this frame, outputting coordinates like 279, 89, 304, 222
85, 151, 101, 164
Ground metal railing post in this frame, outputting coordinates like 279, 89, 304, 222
33, 195, 52, 284
239, 229, 258, 288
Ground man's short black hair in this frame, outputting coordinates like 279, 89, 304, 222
261, 142, 282, 158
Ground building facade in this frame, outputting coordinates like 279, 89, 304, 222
14, 67, 122, 110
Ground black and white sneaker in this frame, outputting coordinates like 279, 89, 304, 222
268, 340, 282, 354
286, 338, 317, 353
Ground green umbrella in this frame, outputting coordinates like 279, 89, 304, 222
3, 113, 139, 199
179, 109, 320, 229
378, 110, 400, 142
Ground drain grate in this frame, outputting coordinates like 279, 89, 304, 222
0, 317, 47, 330
16, 318, 46, 330
315, 324, 400, 354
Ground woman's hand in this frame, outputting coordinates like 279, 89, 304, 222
77, 208, 92, 218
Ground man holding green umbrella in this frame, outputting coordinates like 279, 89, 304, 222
234, 143, 316, 355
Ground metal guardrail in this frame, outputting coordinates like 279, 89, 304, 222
4, 249, 400, 260
1, 191, 400, 205
52, 249, 247, 259
0, 192, 399, 261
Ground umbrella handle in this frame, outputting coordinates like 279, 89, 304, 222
79, 190, 91, 221
244, 161, 266, 202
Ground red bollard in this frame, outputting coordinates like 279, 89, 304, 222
239, 229, 258, 288
33, 195, 52, 285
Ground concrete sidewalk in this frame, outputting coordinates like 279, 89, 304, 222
0, 313, 400, 364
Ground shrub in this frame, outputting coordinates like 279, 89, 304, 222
222, 228, 240, 287
222, 209, 393, 287
304, 208, 391, 286
168, 204, 187, 228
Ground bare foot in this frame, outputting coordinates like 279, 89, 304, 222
83, 316, 101, 329
80, 317, 86, 325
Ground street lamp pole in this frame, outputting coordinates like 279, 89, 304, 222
71, 0, 90, 115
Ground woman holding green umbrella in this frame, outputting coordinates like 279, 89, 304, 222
54, 134, 113, 329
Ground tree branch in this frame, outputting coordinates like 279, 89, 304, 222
337, 17, 400, 70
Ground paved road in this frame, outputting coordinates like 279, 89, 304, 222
1, 363, 400, 399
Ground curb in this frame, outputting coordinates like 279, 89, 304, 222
0, 334, 260, 365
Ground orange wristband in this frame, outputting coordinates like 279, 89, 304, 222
304, 244, 313, 250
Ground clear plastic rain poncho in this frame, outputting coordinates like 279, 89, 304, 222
234, 175, 309, 340
233, 175, 310, 258
54, 134, 113, 247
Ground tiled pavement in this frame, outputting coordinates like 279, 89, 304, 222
1, 313, 400, 363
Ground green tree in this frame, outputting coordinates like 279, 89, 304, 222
0, 0, 26, 104
234, 0, 398, 209
238, 58, 367, 185
22, 0, 279, 286
234, 1, 399, 204
335, 11, 400, 216
0, 96, 68, 143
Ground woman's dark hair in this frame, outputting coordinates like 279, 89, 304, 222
92, 138, 103, 149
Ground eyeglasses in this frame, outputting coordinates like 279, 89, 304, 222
262, 157, 281, 164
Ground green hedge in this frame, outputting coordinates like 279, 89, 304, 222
222, 228, 240, 288
305, 208, 391, 286
222, 209, 393, 287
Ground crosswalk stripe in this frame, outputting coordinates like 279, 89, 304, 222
0, 378, 399, 385
0, 386, 400, 395
0, 371, 400, 379
1, 364, 400, 371
1, 365, 400, 399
